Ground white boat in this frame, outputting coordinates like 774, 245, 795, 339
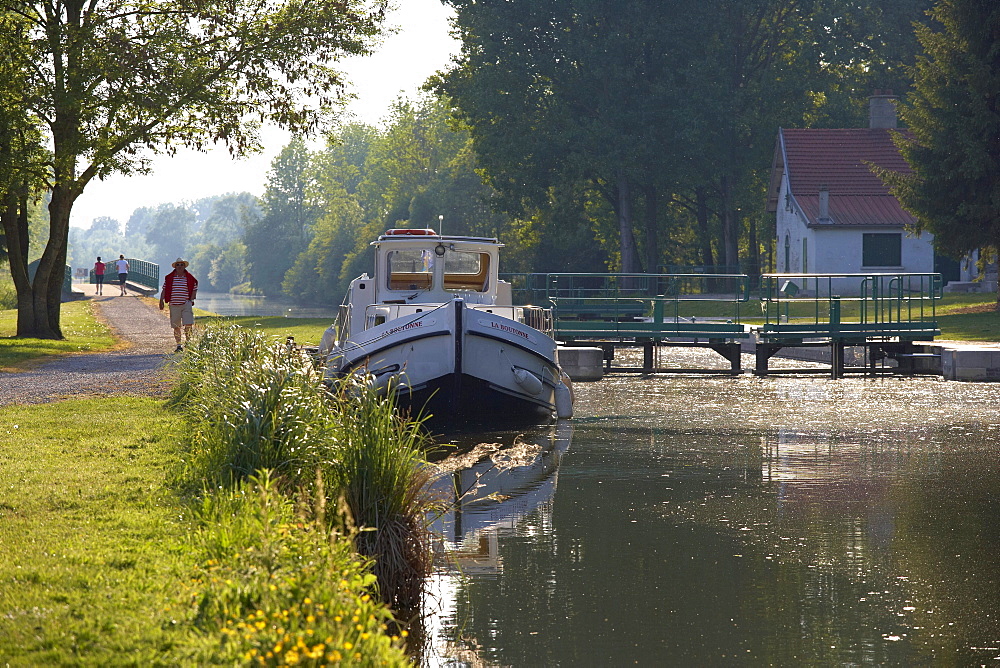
319, 228, 573, 423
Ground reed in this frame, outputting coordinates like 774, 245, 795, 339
170, 324, 336, 485
173, 322, 438, 619
326, 377, 437, 615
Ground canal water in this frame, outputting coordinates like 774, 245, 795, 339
424, 350, 1000, 666
195, 292, 339, 319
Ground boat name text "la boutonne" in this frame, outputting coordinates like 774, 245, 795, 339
386, 320, 425, 337
485, 319, 534, 343
368, 318, 436, 345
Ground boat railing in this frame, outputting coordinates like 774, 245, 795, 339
520, 305, 554, 335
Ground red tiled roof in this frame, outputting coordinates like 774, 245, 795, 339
775, 128, 916, 227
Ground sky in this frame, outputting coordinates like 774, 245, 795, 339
71, 0, 459, 229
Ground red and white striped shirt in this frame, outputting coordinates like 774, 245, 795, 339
162, 270, 198, 305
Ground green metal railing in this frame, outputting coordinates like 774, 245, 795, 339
541, 272, 751, 340
27, 260, 72, 294
89, 258, 159, 290
758, 273, 942, 341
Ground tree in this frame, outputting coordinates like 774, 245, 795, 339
198, 193, 259, 248
885, 0, 1000, 306
244, 138, 320, 295
0, 0, 387, 338
144, 203, 195, 268
435, 0, 933, 277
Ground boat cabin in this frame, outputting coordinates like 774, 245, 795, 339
336, 228, 519, 340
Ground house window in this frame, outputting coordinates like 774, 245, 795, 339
863, 233, 902, 267
784, 235, 790, 272
802, 238, 808, 273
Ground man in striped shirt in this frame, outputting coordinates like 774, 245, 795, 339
159, 258, 199, 352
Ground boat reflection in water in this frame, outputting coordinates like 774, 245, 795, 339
427, 421, 573, 576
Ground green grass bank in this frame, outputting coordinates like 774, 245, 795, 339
1, 308, 430, 664
0, 395, 413, 665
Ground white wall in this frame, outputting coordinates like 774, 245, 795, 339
774, 171, 936, 295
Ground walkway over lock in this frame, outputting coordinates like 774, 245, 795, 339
755, 272, 941, 377
502, 271, 943, 376
503, 272, 752, 374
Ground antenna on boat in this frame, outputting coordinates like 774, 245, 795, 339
438, 214, 444, 236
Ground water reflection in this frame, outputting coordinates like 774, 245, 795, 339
195, 291, 339, 318
429, 422, 573, 575
425, 353, 1000, 666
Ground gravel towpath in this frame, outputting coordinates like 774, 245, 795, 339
0, 287, 181, 407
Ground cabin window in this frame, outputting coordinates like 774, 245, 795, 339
444, 249, 490, 292
863, 233, 902, 267
386, 249, 434, 290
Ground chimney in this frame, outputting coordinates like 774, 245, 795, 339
818, 186, 830, 221
869, 89, 898, 129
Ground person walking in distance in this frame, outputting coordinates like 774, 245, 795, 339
159, 258, 198, 352
115, 254, 130, 295
93, 256, 105, 295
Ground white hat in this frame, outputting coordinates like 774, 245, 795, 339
172, 258, 189, 268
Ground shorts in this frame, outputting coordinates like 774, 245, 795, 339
168, 301, 194, 328
118, 273, 127, 283
95, 274, 104, 285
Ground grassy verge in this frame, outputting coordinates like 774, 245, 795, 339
0, 394, 413, 665
0, 301, 118, 371
0, 397, 194, 663
196, 315, 330, 346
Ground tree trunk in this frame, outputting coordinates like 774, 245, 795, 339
616, 169, 640, 274
642, 183, 659, 276
42, 185, 73, 336
995, 244, 1000, 312
0, 186, 51, 338
4, 183, 74, 339
720, 174, 740, 271
695, 186, 714, 269
747, 215, 759, 283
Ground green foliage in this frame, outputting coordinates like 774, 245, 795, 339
245, 138, 321, 296
887, 0, 1000, 276
435, 0, 933, 274
180, 472, 410, 665
0, 271, 14, 309
246, 95, 512, 304
170, 322, 437, 611
3, 0, 388, 337
326, 379, 436, 613
168, 325, 335, 483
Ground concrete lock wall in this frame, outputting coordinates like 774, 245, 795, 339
941, 346, 1000, 382
557, 347, 604, 382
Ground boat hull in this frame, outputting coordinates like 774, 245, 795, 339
329, 300, 561, 425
